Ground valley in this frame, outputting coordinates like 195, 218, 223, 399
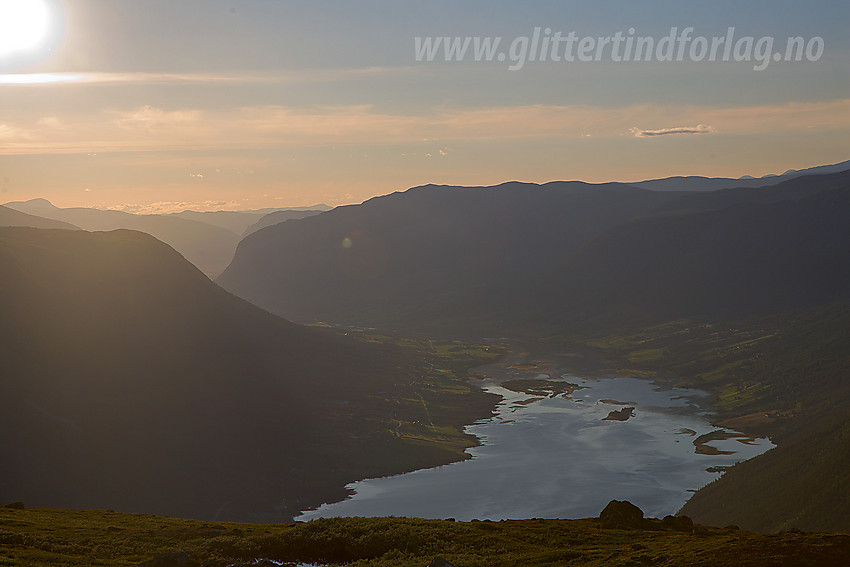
2, 163, 850, 550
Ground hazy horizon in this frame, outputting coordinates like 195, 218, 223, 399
1, 1, 848, 212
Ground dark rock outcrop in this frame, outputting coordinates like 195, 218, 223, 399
599, 500, 646, 529
429, 557, 456, 567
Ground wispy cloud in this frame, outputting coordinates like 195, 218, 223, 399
1, 99, 848, 155
0, 67, 412, 86
631, 124, 715, 137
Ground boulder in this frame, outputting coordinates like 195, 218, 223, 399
429, 557, 456, 567
661, 514, 694, 532
599, 500, 645, 529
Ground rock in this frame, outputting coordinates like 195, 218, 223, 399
661, 514, 694, 532
599, 500, 646, 529
428, 557, 456, 567
3, 502, 24, 509
138, 552, 200, 567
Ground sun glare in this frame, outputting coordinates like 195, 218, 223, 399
0, 0, 51, 57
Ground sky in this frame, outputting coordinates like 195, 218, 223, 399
0, 0, 848, 212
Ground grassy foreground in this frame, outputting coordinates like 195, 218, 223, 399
2, 506, 849, 567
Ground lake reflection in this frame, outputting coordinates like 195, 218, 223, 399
298, 371, 773, 521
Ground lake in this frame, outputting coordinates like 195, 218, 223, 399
297, 362, 773, 521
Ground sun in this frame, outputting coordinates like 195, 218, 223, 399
0, 0, 52, 57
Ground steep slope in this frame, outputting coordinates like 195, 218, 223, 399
218, 181, 684, 332
674, 304, 850, 532
0, 227, 488, 522
0, 205, 79, 230
681, 411, 850, 533
3, 199, 239, 277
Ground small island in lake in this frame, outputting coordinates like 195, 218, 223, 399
603, 406, 636, 421
500, 378, 584, 398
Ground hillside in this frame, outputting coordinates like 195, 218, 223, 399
681, 411, 850, 533
218, 171, 850, 336
242, 209, 325, 237
216, 169, 850, 532
0, 205, 79, 230
2, 506, 848, 567
3, 199, 240, 277
537, 177, 850, 328
217, 181, 684, 331
0, 227, 497, 522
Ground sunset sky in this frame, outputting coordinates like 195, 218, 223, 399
1, 0, 848, 212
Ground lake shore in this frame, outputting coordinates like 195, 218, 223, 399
297, 342, 773, 521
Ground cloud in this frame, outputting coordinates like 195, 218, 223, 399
0, 123, 29, 140
631, 124, 715, 137
0, 99, 847, 155
0, 67, 412, 86
101, 200, 242, 214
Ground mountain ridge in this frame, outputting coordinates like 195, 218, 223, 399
0, 226, 494, 522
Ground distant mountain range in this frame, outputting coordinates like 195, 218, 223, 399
242, 209, 326, 237
1, 200, 332, 277
0, 204, 80, 231
168, 204, 331, 236
629, 158, 850, 192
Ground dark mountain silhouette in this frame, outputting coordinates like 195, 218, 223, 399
631, 159, 850, 192
0, 227, 447, 522
535, 175, 850, 329
217, 181, 686, 331
0, 205, 80, 230
168, 205, 333, 235
654, 169, 850, 214
166, 206, 331, 235
242, 209, 325, 237
3, 199, 240, 277
218, 170, 850, 334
